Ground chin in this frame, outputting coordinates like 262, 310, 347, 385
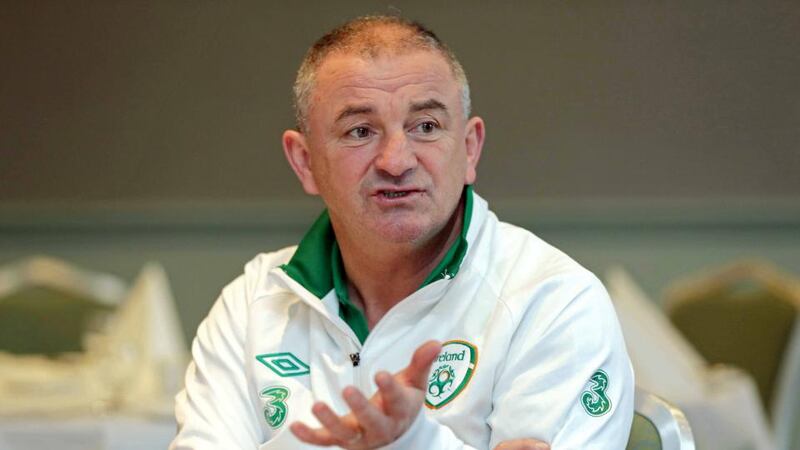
374, 220, 431, 244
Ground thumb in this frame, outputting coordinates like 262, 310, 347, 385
400, 340, 442, 390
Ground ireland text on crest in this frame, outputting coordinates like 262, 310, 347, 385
425, 340, 478, 409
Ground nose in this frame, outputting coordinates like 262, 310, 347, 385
373, 129, 417, 178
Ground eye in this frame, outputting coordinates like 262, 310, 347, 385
413, 121, 439, 134
346, 126, 372, 139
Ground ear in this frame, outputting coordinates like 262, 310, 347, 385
463, 116, 485, 185
282, 129, 319, 195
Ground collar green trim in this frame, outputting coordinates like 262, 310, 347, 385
280, 210, 372, 343
331, 243, 370, 344
420, 185, 473, 286
280, 186, 474, 344
279, 211, 336, 299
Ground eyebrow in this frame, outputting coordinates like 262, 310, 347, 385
335, 105, 373, 123
334, 98, 449, 123
410, 99, 448, 114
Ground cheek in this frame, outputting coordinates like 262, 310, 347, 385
440, 143, 469, 180
317, 151, 371, 194
307, 155, 329, 187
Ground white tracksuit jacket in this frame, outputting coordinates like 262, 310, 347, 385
171, 190, 634, 449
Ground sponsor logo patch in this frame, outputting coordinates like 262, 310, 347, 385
256, 352, 310, 377
425, 340, 478, 409
260, 385, 290, 428
581, 369, 612, 416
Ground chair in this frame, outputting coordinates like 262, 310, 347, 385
627, 388, 695, 450
608, 267, 772, 449
665, 260, 800, 450
0, 256, 127, 355
0, 257, 187, 417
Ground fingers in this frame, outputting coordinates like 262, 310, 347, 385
293, 341, 443, 448
402, 340, 442, 389
290, 400, 362, 447
292, 387, 398, 448
311, 401, 361, 443
289, 420, 338, 447
493, 438, 550, 450
375, 371, 407, 417
343, 386, 390, 437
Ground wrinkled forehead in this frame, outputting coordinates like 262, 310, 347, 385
310, 50, 461, 112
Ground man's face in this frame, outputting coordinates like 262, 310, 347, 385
285, 49, 484, 246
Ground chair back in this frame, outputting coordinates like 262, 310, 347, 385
665, 261, 800, 450
0, 256, 126, 354
626, 388, 695, 450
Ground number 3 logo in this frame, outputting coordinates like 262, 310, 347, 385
581, 370, 612, 417
260, 386, 290, 429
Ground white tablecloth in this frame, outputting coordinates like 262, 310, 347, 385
0, 415, 175, 450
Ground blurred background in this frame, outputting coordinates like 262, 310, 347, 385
1, 1, 799, 449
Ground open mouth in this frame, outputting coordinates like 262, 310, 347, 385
380, 190, 412, 199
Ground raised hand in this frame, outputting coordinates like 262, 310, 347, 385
290, 340, 442, 449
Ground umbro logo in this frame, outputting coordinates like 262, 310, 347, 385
256, 352, 310, 377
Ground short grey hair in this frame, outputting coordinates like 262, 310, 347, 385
292, 15, 472, 132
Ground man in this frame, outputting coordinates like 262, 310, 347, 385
171, 15, 633, 450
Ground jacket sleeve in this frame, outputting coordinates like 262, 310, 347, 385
170, 275, 262, 449
488, 275, 635, 450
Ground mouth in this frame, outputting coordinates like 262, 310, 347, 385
381, 190, 411, 199
374, 188, 422, 199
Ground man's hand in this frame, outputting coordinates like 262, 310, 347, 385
494, 439, 550, 450
290, 340, 442, 449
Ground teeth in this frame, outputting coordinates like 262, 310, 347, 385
383, 191, 408, 198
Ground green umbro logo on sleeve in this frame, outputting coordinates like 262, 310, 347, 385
256, 352, 310, 377
580, 369, 612, 416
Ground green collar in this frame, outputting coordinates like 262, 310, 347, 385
280, 186, 473, 344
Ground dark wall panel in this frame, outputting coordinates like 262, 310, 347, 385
2, 1, 799, 202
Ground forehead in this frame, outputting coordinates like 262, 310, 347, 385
311, 50, 460, 110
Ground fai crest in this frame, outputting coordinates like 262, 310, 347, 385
425, 340, 478, 409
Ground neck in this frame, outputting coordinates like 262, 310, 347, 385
335, 200, 464, 328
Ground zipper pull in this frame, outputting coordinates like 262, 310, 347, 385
349, 352, 360, 367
